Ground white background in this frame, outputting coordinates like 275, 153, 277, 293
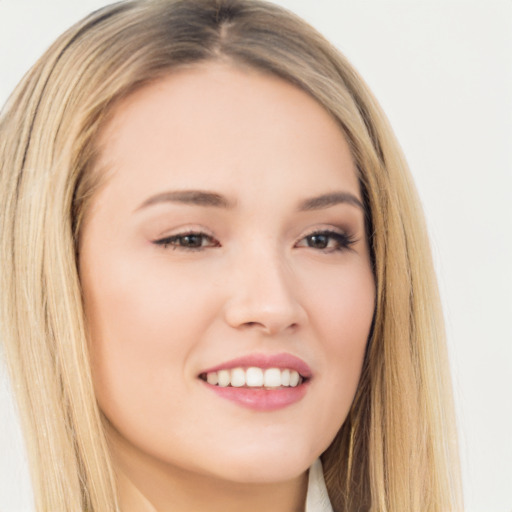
0, 1, 511, 511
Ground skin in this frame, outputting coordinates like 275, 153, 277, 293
79, 63, 375, 512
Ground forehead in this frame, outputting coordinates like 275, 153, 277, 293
94, 62, 360, 207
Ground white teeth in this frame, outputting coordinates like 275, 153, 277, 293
246, 367, 264, 387
206, 372, 218, 385
203, 367, 305, 388
217, 370, 230, 387
289, 370, 300, 387
264, 368, 282, 387
230, 368, 246, 387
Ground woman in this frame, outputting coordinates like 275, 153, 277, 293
0, 0, 462, 510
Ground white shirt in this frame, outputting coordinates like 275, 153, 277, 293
305, 459, 334, 512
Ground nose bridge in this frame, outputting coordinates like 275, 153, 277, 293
223, 238, 305, 334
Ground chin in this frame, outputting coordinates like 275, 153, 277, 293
199, 444, 318, 484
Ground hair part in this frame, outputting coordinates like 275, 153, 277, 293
0, 1, 462, 510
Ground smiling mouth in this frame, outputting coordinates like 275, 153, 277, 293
199, 367, 306, 388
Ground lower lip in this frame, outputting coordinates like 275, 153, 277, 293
203, 382, 309, 411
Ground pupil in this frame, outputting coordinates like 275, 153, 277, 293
183, 235, 202, 247
309, 234, 328, 249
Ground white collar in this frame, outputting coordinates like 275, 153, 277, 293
305, 459, 333, 512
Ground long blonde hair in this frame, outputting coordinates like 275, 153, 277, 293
0, 1, 462, 510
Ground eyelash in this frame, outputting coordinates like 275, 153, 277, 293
153, 231, 219, 251
296, 230, 357, 252
153, 229, 356, 253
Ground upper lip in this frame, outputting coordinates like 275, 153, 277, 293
200, 352, 313, 379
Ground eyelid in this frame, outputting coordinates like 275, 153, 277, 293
152, 226, 220, 250
297, 225, 352, 240
295, 227, 358, 251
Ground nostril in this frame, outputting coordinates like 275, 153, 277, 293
239, 321, 267, 330
238, 320, 300, 335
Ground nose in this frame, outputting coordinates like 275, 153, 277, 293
223, 246, 307, 336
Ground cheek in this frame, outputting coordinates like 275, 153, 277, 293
323, 263, 374, 370
303, 254, 375, 349
82, 253, 217, 428
301, 260, 374, 438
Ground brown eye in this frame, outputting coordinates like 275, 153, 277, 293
296, 230, 356, 252
306, 233, 330, 249
153, 232, 220, 250
178, 234, 206, 247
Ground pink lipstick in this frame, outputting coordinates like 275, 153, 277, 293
199, 353, 311, 411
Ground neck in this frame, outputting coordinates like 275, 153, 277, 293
109, 429, 309, 512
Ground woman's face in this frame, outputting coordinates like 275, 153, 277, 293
80, 63, 375, 484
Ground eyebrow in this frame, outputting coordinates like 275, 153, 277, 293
298, 192, 364, 212
136, 189, 364, 212
136, 190, 235, 211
